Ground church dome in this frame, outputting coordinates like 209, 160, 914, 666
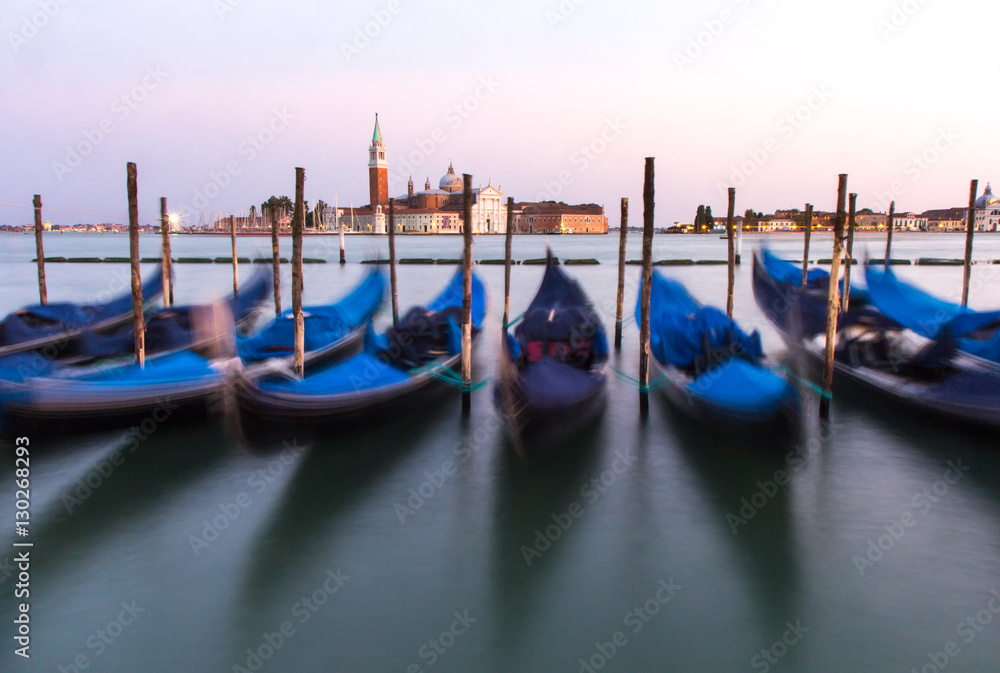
976, 183, 999, 208
439, 162, 463, 193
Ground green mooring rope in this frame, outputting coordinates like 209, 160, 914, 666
610, 365, 669, 394
410, 362, 492, 392
772, 364, 832, 400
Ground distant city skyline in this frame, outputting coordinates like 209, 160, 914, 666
2, 0, 998, 228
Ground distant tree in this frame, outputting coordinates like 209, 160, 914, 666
262, 196, 293, 219
695, 205, 706, 233
314, 199, 329, 229
744, 208, 757, 232
249, 205, 257, 223
858, 207, 874, 214
704, 206, 714, 232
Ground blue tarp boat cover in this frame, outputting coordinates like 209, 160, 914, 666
0, 265, 164, 348
73, 351, 220, 385
761, 249, 828, 289
256, 269, 486, 395
237, 267, 386, 362
0, 353, 56, 383
760, 249, 867, 300
71, 265, 274, 360
689, 357, 792, 413
637, 271, 763, 369
514, 257, 609, 361
865, 265, 1000, 361
258, 353, 411, 394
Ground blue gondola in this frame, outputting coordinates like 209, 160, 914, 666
865, 264, 1000, 366
62, 264, 274, 364
238, 266, 386, 375
0, 264, 164, 358
0, 267, 385, 433
236, 268, 486, 426
752, 249, 1000, 429
494, 252, 608, 457
638, 270, 798, 430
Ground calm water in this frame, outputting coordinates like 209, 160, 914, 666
2, 232, 999, 672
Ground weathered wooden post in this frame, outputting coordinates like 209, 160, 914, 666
160, 197, 172, 307
230, 214, 239, 297
639, 158, 654, 416
884, 201, 896, 270
388, 198, 398, 325
962, 179, 978, 307
820, 174, 848, 420
736, 216, 743, 265
801, 203, 813, 289
271, 204, 281, 316
726, 187, 736, 319
33, 195, 47, 304
337, 194, 346, 265
292, 168, 305, 378
614, 197, 628, 350
842, 193, 857, 311
503, 196, 514, 328
126, 163, 145, 367
461, 174, 474, 417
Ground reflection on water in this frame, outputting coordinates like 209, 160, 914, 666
2, 233, 1000, 672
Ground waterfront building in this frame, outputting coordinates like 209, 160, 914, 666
922, 208, 966, 232
974, 183, 1000, 232
511, 202, 608, 234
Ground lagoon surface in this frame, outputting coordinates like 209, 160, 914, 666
2, 232, 999, 672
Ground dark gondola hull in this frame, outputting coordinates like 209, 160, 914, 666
495, 357, 607, 459
494, 252, 609, 458
0, 265, 165, 359
752, 250, 1000, 431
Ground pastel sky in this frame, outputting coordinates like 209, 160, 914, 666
2, 0, 996, 226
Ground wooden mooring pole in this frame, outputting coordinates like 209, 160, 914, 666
33, 194, 47, 304
884, 201, 895, 271
801, 203, 813, 289
230, 214, 239, 297
962, 179, 978, 307
126, 162, 145, 368
271, 205, 281, 316
338, 194, 346, 265
160, 197, 172, 307
639, 158, 654, 417
820, 174, 848, 420
614, 197, 628, 350
461, 174, 474, 417
292, 167, 305, 378
726, 187, 736, 319
736, 216, 743, 265
503, 196, 513, 329
842, 193, 857, 312
388, 198, 398, 325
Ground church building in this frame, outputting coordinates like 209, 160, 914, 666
337, 116, 508, 234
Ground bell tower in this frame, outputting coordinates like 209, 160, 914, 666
368, 114, 388, 208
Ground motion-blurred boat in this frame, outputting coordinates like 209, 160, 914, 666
494, 251, 609, 457
0, 264, 164, 359
238, 266, 386, 375
752, 249, 1000, 429
639, 270, 798, 430
236, 268, 485, 427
